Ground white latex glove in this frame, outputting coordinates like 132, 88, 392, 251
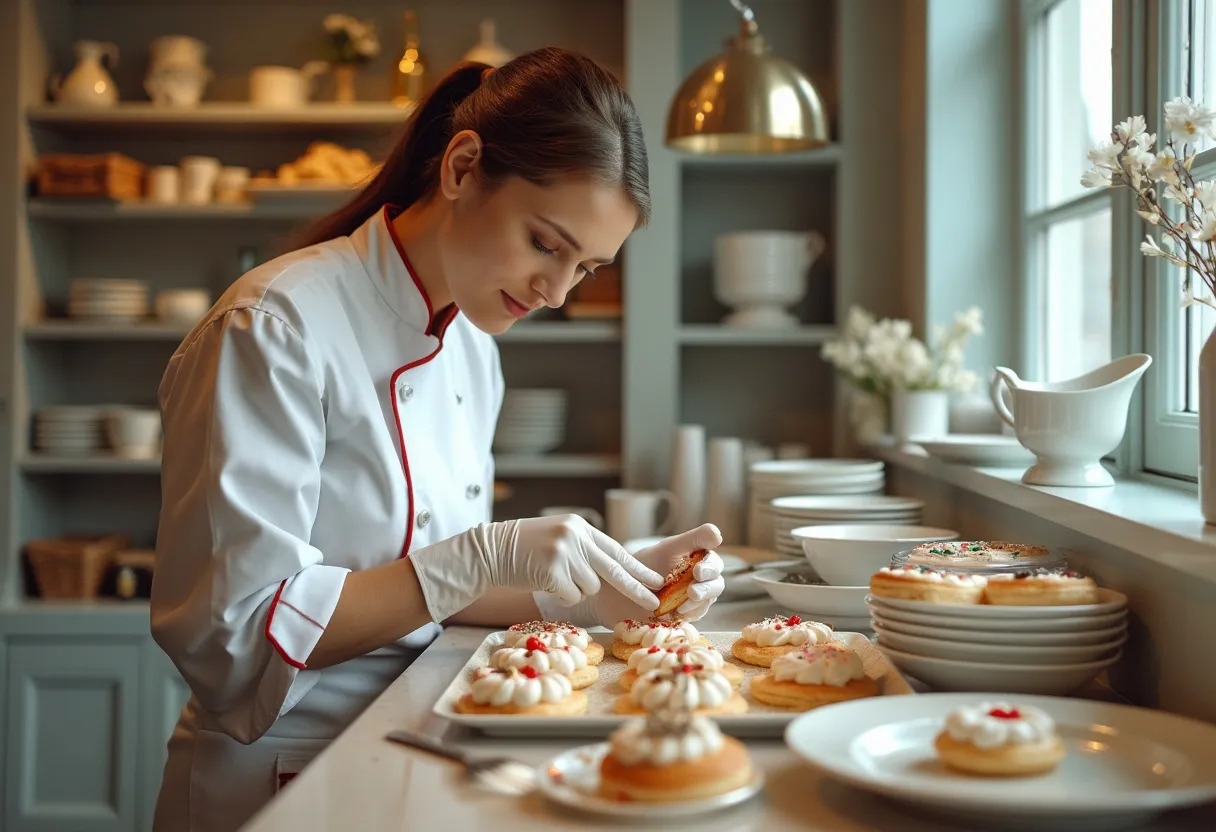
534, 523, 725, 627
410, 515, 662, 623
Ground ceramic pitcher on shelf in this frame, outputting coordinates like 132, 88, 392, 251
51, 40, 120, 107
990, 354, 1151, 487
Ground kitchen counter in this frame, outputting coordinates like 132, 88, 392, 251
242, 599, 1216, 831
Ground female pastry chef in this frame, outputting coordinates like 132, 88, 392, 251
150, 47, 725, 831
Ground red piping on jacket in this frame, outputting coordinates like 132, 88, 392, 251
265, 580, 308, 670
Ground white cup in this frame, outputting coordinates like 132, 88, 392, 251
146, 166, 180, 204
249, 63, 328, 109
215, 166, 250, 203
106, 408, 162, 459
538, 506, 604, 530
706, 437, 745, 545
605, 489, 677, 542
179, 156, 220, 204
155, 289, 211, 324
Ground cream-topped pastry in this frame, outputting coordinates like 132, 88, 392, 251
750, 643, 879, 710
620, 641, 743, 690
455, 665, 588, 716
503, 620, 604, 664
610, 619, 706, 661
731, 615, 836, 667
984, 570, 1100, 606
597, 708, 755, 802
488, 636, 598, 689
614, 664, 748, 716
935, 701, 1065, 775
869, 565, 987, 604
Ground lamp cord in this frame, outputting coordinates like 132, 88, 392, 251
729, 0, 755, 22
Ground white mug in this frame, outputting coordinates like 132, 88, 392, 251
179, 155, 220, 204
538, 505, 604, 530
249, 63, 328, 109
215, 166, 250, 203
605, 489, 677, 542
106, 408, 162, 460
146, 165, 179, 204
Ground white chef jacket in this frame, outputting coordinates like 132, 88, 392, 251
151, 207, 502, 829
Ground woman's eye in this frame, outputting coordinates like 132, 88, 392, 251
532, 237, 557, 256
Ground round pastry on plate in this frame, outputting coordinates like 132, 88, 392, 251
610, 618, 708, 662
730, 614, 836, 667
983, 570, 1099, 606
599, 707, 755, 802
614, 663, 748, 716
619, 640, 743, 691
869, 565, 987, 604
935, 701, 1065, 776
455, 665, 589, 715
504, 620, 605, 665
487, 636, 599, 690
749, 642, 879, 710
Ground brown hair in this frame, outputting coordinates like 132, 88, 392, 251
296, 47, 650, 248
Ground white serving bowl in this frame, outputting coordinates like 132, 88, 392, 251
750, 568, 868, 618
872, 623, 1126, 665
877, 644, 1120, 694
794, 524, 958, 586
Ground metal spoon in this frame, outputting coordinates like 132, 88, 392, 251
384, 729, 537, 796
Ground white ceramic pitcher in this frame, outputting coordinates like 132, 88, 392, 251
51, 40, 120, 107
990, 354, 1152, 487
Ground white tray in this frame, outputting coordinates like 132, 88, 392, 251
433, 630, 914, 738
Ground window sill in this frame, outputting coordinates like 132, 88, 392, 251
869, 441, 1216, 582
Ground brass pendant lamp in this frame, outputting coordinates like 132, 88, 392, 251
665, 0, 829, 154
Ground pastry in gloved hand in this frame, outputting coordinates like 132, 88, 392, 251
654, 550, 709, 617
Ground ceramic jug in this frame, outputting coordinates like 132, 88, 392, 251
52, 40, 120, 107
146, 35, 212, 107
990, 354, 1152, 487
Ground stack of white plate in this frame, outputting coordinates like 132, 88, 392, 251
67, 279, 150, 322
33, 406, 105, 455
492, 389, 568, 455
747, 459, 885, 548
869, 591, 1128, 695
770, 495, 924, 558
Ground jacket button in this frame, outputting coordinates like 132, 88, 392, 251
466, 484, 482, 499
416, 509, 431, 528
398, 383, 414, 404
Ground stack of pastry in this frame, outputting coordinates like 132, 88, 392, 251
486, 635, 598, 689
615, 661, 748, 716
620, 640, 743, 691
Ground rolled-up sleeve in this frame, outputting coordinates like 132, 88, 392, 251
152, 306, 348, 744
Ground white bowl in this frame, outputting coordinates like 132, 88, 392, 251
870, 613, 1128, 646
794, 524, 958, 586
877, 644, 1119, 694
750, 568, 869, 617
872, 623, 1126, 665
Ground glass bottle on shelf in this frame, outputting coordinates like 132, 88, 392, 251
392, 10, 426, 107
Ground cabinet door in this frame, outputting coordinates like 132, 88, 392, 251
139, 643, 191, 832
5, 640, 140, 832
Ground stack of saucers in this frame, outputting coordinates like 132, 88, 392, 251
67, 279, 150, 322
770, 494, 924, 559
33, 406, 105, 455
747, 459, 885, 549
492, 389, 568, 455
869, 591, 1128, 695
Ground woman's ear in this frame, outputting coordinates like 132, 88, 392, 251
439, 130, 483, 201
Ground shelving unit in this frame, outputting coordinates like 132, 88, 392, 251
27, 198, 343, 221
27, 102, 413, 132
676, 324, 837, 346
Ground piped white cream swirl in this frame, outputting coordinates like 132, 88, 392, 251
630, 666, 732, 711
626, 642, 724, 675
877, 566, 987, 587
613, 619, 701, 647
503, 621, 590, 650
608, 714, 724, 766
489, 644, 586, 676
944, 702, 1057, 749
469, 667, 572, 707
741, 615, 834, 647
770, 643, 866, 687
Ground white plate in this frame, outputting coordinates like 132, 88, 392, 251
786, 692, 1216, 827
536, 742, 764, 818
869, 587, 1127, 619
433, 630, 912, 737
750, 459, 884, 476
770, 494, 923, 513
873, 624, 1126, 664
877, 644, 1119, 694
870, 613, 1128, 646
751, 569, 869, 617
919, 434, 1037, 467
867, 600, 1127, 632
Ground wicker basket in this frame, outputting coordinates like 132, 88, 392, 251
35, 153, 144, 200
26, 534, 129, 599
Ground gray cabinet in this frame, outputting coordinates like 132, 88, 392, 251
4, 640, 141, 832
139, 643, 191, 831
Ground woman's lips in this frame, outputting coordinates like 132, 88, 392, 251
501, 291, 532, 319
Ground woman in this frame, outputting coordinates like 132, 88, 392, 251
150, 47, 725, 831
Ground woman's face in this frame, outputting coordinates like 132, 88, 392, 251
437, 133, 639, 335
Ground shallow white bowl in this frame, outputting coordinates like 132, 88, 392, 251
870, 613, 1128, 646
877, 643, 1119, 694
751, 568, 869, 617
872, 623, 1126, 665
795, 524, 958, 586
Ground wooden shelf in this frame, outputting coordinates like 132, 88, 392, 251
678, 144, 842, 170
20, 455, 161, 474
677, 324, 837, 346
495, 321, 621, 343
26, 198, 336, 221
494, 454, 621, 478
26, 102, 413, 133
25, 321, 192, 341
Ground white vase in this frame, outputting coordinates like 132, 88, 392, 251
669, 425, 706, 532
848, 387, 888, 445
1201, 330, 1216, 524
891, 390, 950, 446
52, 41, 120, 107
705, 437, 745, 545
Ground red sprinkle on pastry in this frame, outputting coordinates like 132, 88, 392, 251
647, 646, 661, 653
525, 636, 547, 653
680, 664, 695, 674
988, 707, 1021, 720
519, 666, 540, 679
788, 615, 802, 625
